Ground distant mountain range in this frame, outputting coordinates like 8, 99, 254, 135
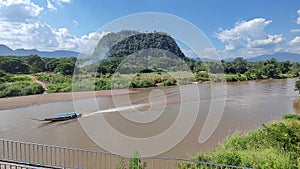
225, 53, 300, 62
246, 53, 300, 62
0, 44, 80, 58
1, 43, 299, 62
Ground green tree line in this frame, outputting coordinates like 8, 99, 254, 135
0, 55, 76, 75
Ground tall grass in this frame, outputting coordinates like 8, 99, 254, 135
187, 114, 300, 169
0, 81, 44, 98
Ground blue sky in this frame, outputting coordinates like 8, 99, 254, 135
0, 0, 300, 58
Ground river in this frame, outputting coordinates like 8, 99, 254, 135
0, 78, 298, 158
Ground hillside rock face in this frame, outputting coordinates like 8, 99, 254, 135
92, 30, 185, 59
92, 30, 188, 73
92, 30, 140, 59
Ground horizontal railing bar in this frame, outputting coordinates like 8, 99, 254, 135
0, 159, 60, 169
0, 138, 252, 169
0, 138, 117, 156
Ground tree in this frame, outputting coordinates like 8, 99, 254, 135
45, 59, 61, 72
0, 58, 29, 74
263, 58, 279, 78
277, 61, 291, 74
54, 62, 75, 75
232, 57, 248, 74
25, 55, 45, 73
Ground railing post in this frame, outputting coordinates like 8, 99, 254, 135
2, 139, 4, 159
6, 140, 9, 160
0, 139, 253, 169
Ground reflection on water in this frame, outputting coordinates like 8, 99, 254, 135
0, 78, 298, 158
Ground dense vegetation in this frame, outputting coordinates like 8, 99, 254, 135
0, 31, 300, 98
33, 71, 194, 93
0, 54, 299, 97
0, 55, 76, 97
92, 31, 194, 74
116, 152, 147, 169
221, 57, 300, 80
0, 55, 76, 75
179, 114, 300, 169
107, 32, 185, 58
0, 72, 44, 98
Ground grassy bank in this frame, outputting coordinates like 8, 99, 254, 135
0, 74, 44, 98
36, 71, 298, 93
0, 71, 297, 97
180, 114, 300, 169
196, 72, 297, 82
35, 71, 195, 93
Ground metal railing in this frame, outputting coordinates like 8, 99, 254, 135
0, 139, 252, 169
0, 162, 40, 169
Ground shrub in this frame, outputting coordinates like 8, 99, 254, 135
162, 79, 176, 86
0, 81, 44, 98
130, 79, 156, 88
186, 116, 300, 169
9, 75, 32, 82
116, 152, 147, 169
283, 114, 300, 120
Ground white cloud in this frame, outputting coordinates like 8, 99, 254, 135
297, 9, 300, 24
46, 0, 72, 10
217, 18, 272, 51
289, 36, 300, 45
72, 20, 79, 27
182, 48, 218, 59
290, 29, 300, 33
286, 36, 300, 53
216, 18, 284, 58
0, 20, 58, 50
46, 28, 109, 53
0, 0, 43, 22
55, 0, 72, 3
182, 49, 196, 58
77, 31, 110, 54
47, 0, 57, 11
249, 34, 284, 48
0, 0, 106, 53
0, 19, 108, 52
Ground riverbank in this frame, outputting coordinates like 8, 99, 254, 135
1, 76, 298, 110
0, 78, 298, 159
183, 114, 300, 169
0, 89, 134, 110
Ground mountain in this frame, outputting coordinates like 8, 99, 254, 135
0, 44, 14, 55
247, 53, 300, 62
92, 30, 140, 59
107, 31, 185, 58
0, 44, 80, 58
91, 30, 190, 74
92, 30, 185, 59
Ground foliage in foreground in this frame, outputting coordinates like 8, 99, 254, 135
34, 72, 195, 93
0, 81, 44, 98
0, 73, 44, 98
116, 152, 147, 169
181, 114, 300, 169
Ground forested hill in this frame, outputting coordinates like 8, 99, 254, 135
92, 30, 193, 74
107, 32, 185, 58
92, 30, 139, 59
92, 30, 185, 59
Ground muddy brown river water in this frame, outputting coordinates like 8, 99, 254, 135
0, 78, 298, 158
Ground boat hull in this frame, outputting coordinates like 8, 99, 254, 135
44, 114, 81, 122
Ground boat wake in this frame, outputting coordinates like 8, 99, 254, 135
81, 103, 149, 117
